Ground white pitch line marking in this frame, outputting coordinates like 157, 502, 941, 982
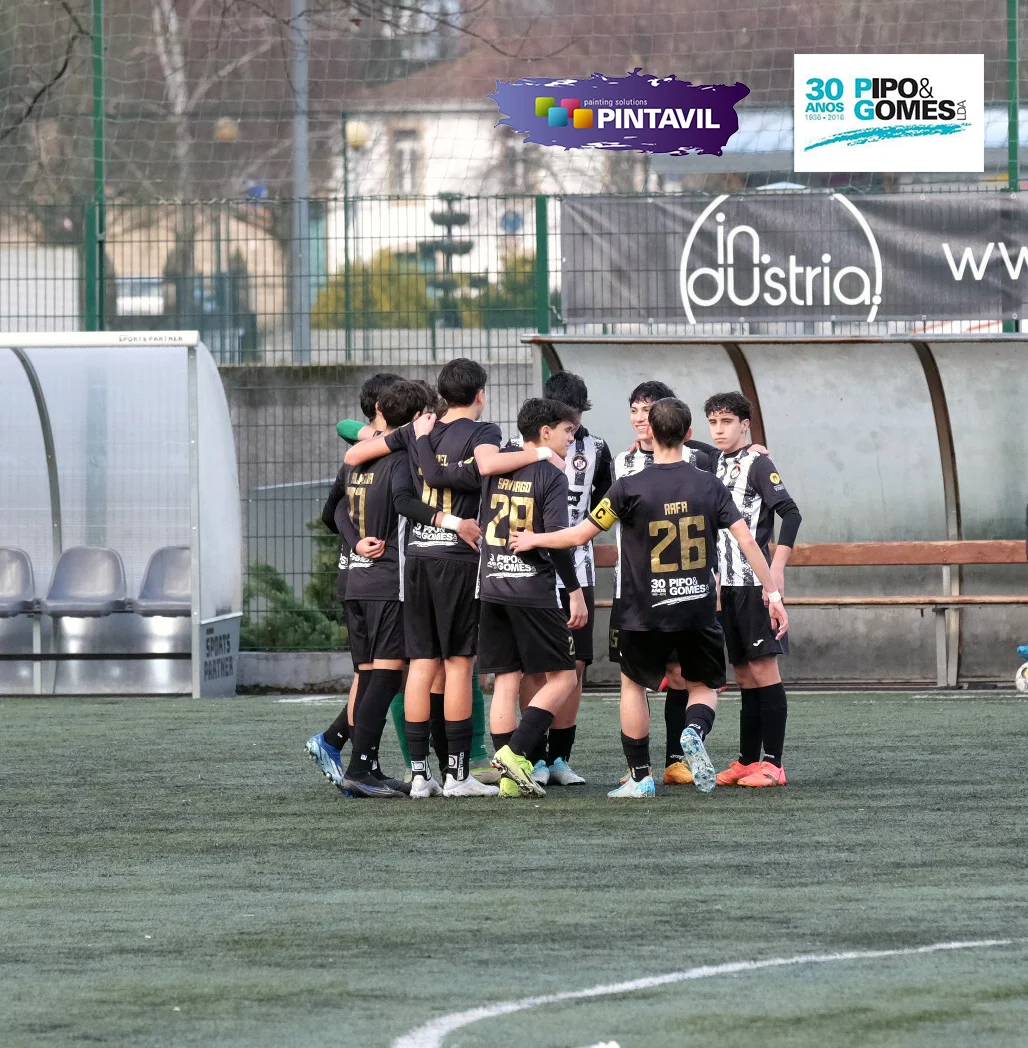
275, 695, 342, 704
392, 939, 1014, 1048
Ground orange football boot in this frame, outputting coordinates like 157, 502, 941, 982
662, 761, 695, 785
715, 760, 761, 787
737, 761, 787, 787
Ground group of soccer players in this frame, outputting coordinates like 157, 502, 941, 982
304, 357, 801, 800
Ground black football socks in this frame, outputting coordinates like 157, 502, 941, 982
620, 732, 651, 782
347, 669, 403, 777
757, 682, 788, 766
491, 731, 514, 752
405, 718, 432, 780
664, 687, 688, 765
444, 717, 473, 781
508, 706, 554, 761
685, 702, 716, 742
429, 692, 448, 777
545, 725, 576, 765
324, 669, 371, 749
738, 687, 762, 764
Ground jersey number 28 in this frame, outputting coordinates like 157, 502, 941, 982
485, 493, 534, 547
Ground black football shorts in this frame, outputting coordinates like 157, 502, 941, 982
719, 585, 788, 666
346, 599, 405, 665
619, 626, 727, 691
403, 557, 480, 660
478, 601, 576, 676
558, 585, 595, 665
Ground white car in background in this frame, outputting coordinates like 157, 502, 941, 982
116, 276, 165, 316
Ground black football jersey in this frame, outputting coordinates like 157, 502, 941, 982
479, 450, 571, 608
591, 459, 742, 632
342, 452, 414, 601
387, 417, 501, 561
323, 465, 350, 601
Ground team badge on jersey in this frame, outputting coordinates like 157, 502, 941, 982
770, 472, 781, 484
572, 453, 588, 472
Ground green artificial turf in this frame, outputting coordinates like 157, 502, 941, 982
2, 692, 1027, 1047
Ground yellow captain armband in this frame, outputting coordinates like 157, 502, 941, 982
590, 498, 618, 531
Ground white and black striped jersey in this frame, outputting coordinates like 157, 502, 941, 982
510, 427, 612, 588
714, 447, 792, 587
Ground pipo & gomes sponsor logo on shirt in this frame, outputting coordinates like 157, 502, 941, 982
489, 69, 748, 155
793, 54, 984, 172
679, 194, 883, 323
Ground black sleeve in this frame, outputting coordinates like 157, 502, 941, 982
550, 548, 582, 593
693, 450, 715, 473
335, 491, 361, 550
391, 460, 436, 527
470, 421, 503, 450
384, 427, 408, 453
686, 438, 717, 458
590, 442, 614, 510
321, 469, 346, 533
750, 454, 793, 511
774, 498, 802, 548
416, 435, 482, 492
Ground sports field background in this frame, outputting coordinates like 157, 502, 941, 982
3, 691, 1028, 1047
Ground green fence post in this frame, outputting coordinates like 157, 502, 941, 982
83, 0, 106, 331
534, 195, 550, 383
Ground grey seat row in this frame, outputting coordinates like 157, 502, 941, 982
0, 546, 191, 620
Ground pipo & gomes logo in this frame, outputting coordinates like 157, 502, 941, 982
794, 54, 984, 172
679, 194, 883, 323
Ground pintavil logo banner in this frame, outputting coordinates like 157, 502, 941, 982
489, 69, 748, 155
679, 194, 883, 323
794, 54, 984, 172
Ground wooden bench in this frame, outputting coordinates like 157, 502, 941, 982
592, 540, 1028, 686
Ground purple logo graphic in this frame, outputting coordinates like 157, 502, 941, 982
490, 69, 749, 155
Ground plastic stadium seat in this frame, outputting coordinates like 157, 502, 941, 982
134, 546, 191, 617
42, 547, 128, 618
0, 548, 37, 617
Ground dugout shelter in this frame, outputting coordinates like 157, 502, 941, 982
0, 332, 241, 696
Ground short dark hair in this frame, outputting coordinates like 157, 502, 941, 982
516, 398, 578, 443
543, 371, 591, 412
437, 357, 487, 407
703, 391, 752, 422
648, 398, 692, 448
629, 380, 676, 405
411, 379, 446, 415
378, 379, 431, 429
360, 372, 403, 421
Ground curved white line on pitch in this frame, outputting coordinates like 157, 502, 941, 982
392, 939, 1013, 1048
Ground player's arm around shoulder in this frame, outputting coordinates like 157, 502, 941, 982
343, 424, 405, 467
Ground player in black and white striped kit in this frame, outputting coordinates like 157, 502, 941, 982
705, 391, 802, 790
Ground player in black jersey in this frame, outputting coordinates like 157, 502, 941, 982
512, 398, 787, 797
345, 358, 547, 798
611, 380, 722, 787
306, 372, 403, 786
503, 373, 612, 786
480, 399, 585, 797
705, 391, 802, 790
